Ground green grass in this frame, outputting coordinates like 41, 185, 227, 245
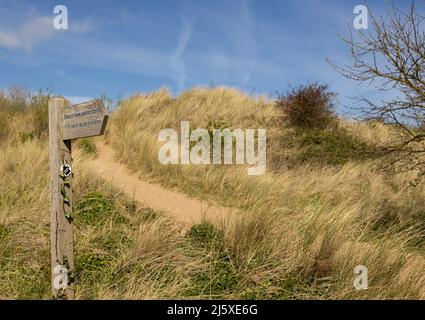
187, 222, 224, 249
292, 128, 376, 166
75, 191, 114, 225
184, 222, 327, 299
76, 252, 114, 276
0, 224, 51, 299
3, 87, 425, 300
185, 223, 241, 298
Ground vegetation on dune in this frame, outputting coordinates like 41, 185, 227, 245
0, 123, 198, 299
107, 86, 425, 299
276, 83, 337, 130
0, 87, 51, 143
289, 128, 375, 167
1, 84, 425, 299
0, 89, 197, 299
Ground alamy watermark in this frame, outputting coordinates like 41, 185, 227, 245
353, 5, 368, 30
53, 264, 69, 291
53, 5, 68, 30
353, 265, 368, 290
158, 121, 267, 175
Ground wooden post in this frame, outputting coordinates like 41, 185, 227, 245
49, 97, 74, 299
49, 97, 108, 299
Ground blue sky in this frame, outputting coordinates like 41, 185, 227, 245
0, 0, 407, 110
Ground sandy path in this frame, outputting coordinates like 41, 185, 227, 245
88, 141, 234, 227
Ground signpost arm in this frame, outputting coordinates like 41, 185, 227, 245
49, 97, 74, 299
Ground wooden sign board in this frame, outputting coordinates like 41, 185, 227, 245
63, 100, 109, 140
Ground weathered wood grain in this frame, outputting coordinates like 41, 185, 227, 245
49, 97, 74, 299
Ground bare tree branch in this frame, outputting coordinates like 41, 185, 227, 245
328, 1, 425, 182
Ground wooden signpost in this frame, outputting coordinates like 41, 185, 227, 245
49, 97, 108, 299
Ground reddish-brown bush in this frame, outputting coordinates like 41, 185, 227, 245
277, 83, 337, 130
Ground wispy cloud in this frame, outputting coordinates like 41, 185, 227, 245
0, 16, 57, 52
189, 0, 259, 86
169, 16, 195, 92
0, 13, 93, 52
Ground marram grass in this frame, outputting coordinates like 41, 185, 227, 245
1, 87, 425, 299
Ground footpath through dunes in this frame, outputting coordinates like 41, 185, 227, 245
88, 140, 236, 228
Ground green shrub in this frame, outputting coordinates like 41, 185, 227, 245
76, 252, 113, 273
206, 117, 228, 137
185, 223, 240, 297
79, 138, 97, 155
138, 207, 158, 222
187, 222, 224, 249
19, 132, 34, 143
75, 251, 114, 290
187, 258, 240, 298
93, 232, 131, 254
187, 118, 229, 155
75, 192, 113, 225
277, 83, 337, 130
293, 128, 375, 166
